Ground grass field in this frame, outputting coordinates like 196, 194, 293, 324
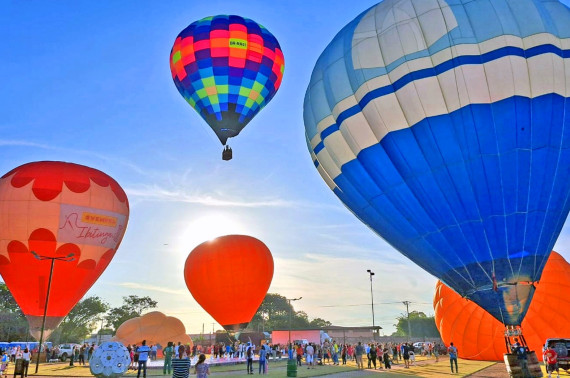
1, 355, 498, 377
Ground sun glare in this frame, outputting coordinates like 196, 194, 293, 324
177, 212, 251, 251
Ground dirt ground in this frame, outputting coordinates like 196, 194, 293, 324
467, 362, 510, 377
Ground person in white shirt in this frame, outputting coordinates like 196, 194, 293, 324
22, 348, 32, 377
305, 344, 315, 369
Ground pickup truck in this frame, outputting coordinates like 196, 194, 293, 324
57, 344, 79, 362
545, 338, 570, 371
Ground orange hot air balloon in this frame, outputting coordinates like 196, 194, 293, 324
434, 251, 570, 361
0, 161, 129, 340
113, 311, 192, 347
184, 235, 273, 331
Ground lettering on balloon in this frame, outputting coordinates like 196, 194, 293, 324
58, 204, 126, 249
229, 39, 247, 49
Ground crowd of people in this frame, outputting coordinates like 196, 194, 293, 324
5, 337, 566, 378
283, 340, 445, 371
0, 348, 31, 377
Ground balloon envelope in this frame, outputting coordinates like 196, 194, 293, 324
184, 235, 273, 331
303, 0, 570, 325
0, 161, 129, 339
112, 311, 192, 348
170, 15, 285, 145
434, 251, 570, 360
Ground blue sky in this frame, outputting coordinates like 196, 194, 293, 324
2, 0, 570, 336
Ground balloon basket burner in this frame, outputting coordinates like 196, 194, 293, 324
222, 146, 232, 161
504, 351, 542, 378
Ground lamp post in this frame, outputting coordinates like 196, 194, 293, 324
366, 269, 376, 340
286, 297, 302, 348
403, 301, 412, 342
31, 251, 75, 374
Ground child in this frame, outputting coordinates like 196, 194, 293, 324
408, 350, 415, 366
1, 351, 9, 378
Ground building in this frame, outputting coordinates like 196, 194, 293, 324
271, 326, 381, 346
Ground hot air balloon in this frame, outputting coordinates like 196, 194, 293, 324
184, 235, 273, 331
170, 15, 285, 160
0, 161, 129, 340
434, 251, 570, 361
113, 311, 193, 348
304, 0, 570, 328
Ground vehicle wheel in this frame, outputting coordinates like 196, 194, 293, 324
61, 353, 67, 362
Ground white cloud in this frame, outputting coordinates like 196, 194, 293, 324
125, 185, 295, 208
115, 282, 187, 295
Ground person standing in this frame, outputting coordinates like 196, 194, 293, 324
193, 354, 210, 378
383, 348, 392, 369
369, 344, 377, 369
69, 345, 75, 366
448, 342, 458, 374
296, 344, 303, 367
172, 347, 191, 378
246, 343, 253, 375
82, 344, 89, 365
78, 345, 85, 365
88, 344, 95, 361
543, 344, 559, 378
163, 341, 174, 375
151, 345, 157, 361
21, 348, 31, 377
258, 344, 267, 374
402, 343, 410, 369
136, 340, 151, 378
73, 345, 80, 367
355, 342, 365, 370
305, 343, 314, 369
392, 345, 399, 364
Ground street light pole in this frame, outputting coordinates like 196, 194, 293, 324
403, 301, 412, 342
286, 297, 302, 347
31, 251, 74, 374
366, 270, 376, 340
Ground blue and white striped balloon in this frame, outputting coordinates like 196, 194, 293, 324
304, 0, 570, 326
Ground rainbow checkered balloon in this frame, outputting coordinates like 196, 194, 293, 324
170, 15, 285, 145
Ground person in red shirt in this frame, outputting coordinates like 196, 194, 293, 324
296, 344, 304, 367
543, 345, 559, 378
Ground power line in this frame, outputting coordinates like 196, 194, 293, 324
318, 301, 429, 308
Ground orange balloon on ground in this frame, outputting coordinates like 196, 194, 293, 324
434, 251, 570, 361
112, 311, 192, 347
0, 161, 129, 340
184, 235, 273, 331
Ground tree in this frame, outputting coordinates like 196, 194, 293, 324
123, 295, 158, 315
392, 311, 440, 338
309, 317, 332, 328
0, 282, 28, 341
0, 283, 22, 314
247, 293, 331, 331
49, 296, 109, 343
105, 296, 158, 334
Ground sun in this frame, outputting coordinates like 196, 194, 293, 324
177, 212, 251, 251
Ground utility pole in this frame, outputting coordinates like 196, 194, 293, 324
286, 297, 302, 346
366, 270, 376, 340
403, 301, 411, 342
211, 323, 215, 345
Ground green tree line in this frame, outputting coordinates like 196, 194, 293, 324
0, 283, 157, 343
1, 283, 440, 342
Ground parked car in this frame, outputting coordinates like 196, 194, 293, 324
545, 338, 570, 371
436, 343, 448, 356
57, 343, 79, 362
412, 342, 434, 354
